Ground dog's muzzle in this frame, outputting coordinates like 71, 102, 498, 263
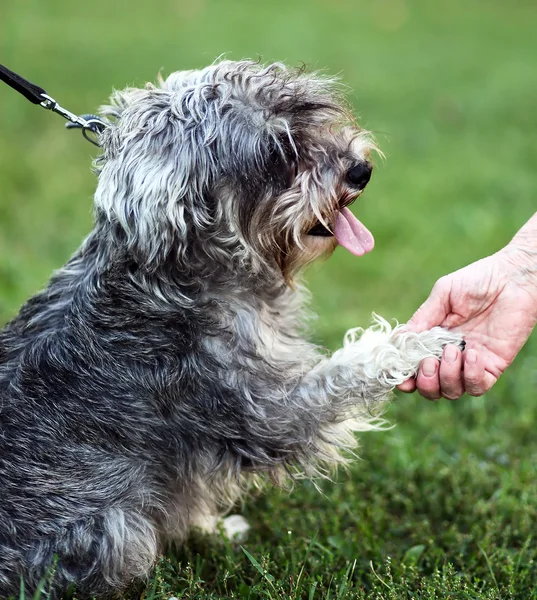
346, 161, 372, 190
307, 162, 373, 237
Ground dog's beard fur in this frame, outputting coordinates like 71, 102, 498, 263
0, 60, 463, 598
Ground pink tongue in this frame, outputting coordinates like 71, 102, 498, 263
334, 207, 375, 256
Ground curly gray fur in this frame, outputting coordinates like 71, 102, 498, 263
0, 60, 463, 598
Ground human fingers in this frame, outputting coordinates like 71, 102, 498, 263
397, 378, 417, 393
406, 277, 451, 333
463, 350, 495, 396
438, 344, 464, 400
415, 357, 442, 400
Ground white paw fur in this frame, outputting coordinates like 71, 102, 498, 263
220, 515, 250, 542
342, 314, 464, 387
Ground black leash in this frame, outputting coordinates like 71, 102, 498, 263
0, 62, 108, 146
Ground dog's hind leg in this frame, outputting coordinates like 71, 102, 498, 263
8, 508, 158, 599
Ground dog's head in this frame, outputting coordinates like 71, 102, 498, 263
95, 60, 376, 282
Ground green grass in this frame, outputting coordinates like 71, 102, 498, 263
2, 0, 537, 597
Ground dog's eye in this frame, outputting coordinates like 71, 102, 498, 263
267, 143, 283, 167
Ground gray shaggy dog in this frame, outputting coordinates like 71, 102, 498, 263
0, 60, 463, 598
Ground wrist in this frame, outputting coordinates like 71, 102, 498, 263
499, 213, 537, 283
507, 212, 537, 257
498, 242, 537, 288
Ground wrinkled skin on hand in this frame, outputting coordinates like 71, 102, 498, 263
398, 245, 537, 400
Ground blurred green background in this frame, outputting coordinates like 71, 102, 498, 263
2, 0, 537, 597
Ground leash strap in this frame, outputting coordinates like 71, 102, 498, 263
0, 61, 107, 146
0, 62, 48, 104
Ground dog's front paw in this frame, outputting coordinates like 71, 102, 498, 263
220, 514, 250, 542
393, 326, 465, 366
412, 327, 464, 357
340, 315, 464, 388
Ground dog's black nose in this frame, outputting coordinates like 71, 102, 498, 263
346, 162, 372, 189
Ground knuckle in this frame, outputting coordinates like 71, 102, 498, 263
434, 276, 450, 294
439, 370, 461, 391
417, 381, 438, 397
440, 378, 464, 400
465, 386, 485, 397
464, 372, 487, 397
418, 386, 441, 401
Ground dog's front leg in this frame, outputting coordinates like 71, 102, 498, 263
310, 316, 464, 405
276, 317, 464, 463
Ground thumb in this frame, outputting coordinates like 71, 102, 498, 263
407, 278, 450, 333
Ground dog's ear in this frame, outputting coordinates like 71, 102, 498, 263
92, 77, 284, 271
93, 85, 218, 270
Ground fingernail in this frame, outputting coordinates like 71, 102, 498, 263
422, 360, 438, 377
467, 350, 478, 365
444, 345, 458, 363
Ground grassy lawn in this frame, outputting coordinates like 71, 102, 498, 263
1, 0, 537, 597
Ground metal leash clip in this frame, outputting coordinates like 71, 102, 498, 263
40, 94, 107, 147
0, 62, 108, 147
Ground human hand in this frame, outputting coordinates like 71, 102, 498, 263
398, 245, 537, 400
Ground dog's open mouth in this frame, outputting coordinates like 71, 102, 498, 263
307, 208, 375, 257
307, 222, 333, 236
